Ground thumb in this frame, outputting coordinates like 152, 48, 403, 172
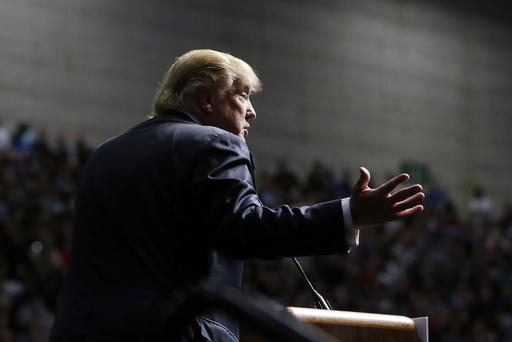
354, 167, 371, 191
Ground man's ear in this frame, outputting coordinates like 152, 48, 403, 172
196, 87, 214, 115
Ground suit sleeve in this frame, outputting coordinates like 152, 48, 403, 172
186, 133, 351, 259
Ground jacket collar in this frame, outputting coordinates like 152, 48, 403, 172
156, 110, 200, 124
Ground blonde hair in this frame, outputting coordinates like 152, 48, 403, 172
151, 49, 261, 116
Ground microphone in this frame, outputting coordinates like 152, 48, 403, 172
292, 257, 332, 310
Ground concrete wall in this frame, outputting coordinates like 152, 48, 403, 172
1, 0, 511, 214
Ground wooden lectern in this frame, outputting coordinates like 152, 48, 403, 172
242, 307, 422, 342
287, 307, 418, 342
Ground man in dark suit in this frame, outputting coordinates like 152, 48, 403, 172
50, 49, 424, 342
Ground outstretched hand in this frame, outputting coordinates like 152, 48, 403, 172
350, 167, 424, 228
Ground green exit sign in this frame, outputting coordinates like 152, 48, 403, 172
400, 161, 430, 184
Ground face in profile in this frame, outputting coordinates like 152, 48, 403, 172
207, 80, 256, 141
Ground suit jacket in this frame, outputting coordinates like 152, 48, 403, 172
50, 111, 352, 342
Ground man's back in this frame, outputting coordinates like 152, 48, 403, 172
51, 112, 249, 341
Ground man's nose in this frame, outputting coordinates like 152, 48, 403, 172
246, 101, 256, 119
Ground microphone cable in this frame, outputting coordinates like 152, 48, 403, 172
292, 257, 332, 310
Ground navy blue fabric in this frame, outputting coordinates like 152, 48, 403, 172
50, 112, 349, 342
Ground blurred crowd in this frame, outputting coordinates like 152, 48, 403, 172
0, 120, 511, 341
245, 162, 512, 342
0, 120, 91, 342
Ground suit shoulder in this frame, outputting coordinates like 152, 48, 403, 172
173, 124, 249, 154
174, 123, 233, 141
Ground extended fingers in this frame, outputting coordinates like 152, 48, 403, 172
393, 205, 424, 220
378, 173, 410, 194
392, 192, 425, 212
389, 184, 423, 203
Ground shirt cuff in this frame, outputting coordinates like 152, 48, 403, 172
341, 197, 359, 247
